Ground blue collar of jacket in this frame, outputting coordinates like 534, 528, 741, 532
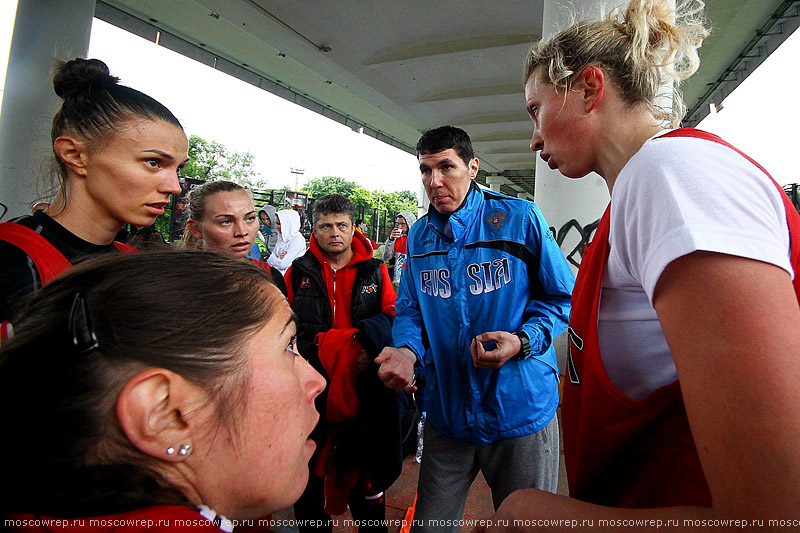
425, 181, 483, 242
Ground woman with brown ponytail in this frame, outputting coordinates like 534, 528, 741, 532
478, 0, 800, 528
0, 251, 324, 531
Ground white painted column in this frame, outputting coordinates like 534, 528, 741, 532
0, 0, 95, 220
418, 179, 429, 219
485, 174, 505, 192
537, 0, 628, 374
534, 0, 628, 273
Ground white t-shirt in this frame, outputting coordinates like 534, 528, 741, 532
598, 131, 792, 399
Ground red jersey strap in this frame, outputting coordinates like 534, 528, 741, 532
0, 222, 73, 285
0, 223, 135, 348
564, 128, 800, 507
250, 258, 275, 281
563, 206, 705, 508
0, 222, 137, 286
113, 241, 137, 253
660, 128, 800, 301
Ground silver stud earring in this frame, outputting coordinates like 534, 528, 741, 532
179, 444, 192, 456
166, 446, 176, 455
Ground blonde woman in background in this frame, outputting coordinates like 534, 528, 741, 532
478, 0, 800, 528
183, 180, 286, 294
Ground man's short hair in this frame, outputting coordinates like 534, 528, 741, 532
355, 219, 365, 226
312, 194, 355, 225
416, 125, 475, 167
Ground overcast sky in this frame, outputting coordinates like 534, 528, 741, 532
85, 19, 422, 195
1, 3, 798, 191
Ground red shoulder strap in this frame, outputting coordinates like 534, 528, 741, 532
0, 222, 72, 285
0, 223, 136, 284
113, 241, 137, 253
0, 320, 13, 344
250, 258, 275, 280
659, 128, 800, 301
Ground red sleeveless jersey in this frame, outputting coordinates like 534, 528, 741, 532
0, 223, 136, 342
562, 128, 800, 507
0, 222, 135, 285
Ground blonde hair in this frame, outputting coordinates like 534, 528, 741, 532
524, 0, 708, 127
180, 180, 253, 249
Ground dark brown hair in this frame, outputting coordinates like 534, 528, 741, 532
311, 193, 355, 225
47, 58, 183, 204
416, 125, 475, 167
0, 249, 279, 517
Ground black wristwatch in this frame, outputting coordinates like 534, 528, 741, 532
513, 331, 531, 361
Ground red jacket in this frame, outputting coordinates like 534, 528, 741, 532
355, 228, 379, 251
285, 231, 395, 325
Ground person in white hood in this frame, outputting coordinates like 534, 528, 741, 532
267, 209, 306, 275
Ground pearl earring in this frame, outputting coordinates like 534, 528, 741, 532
179, 444, 192, 456
166, 446, 176, 455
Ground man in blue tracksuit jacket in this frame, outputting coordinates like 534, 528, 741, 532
376, 126, 574, 532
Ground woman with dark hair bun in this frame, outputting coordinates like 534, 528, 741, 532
0, 58, 189, 321
0, 250, 325, 531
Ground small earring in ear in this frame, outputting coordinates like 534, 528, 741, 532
179, 444, 192, 456
166, 446, 176, 455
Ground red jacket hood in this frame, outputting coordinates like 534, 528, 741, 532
308, 229, 375, 267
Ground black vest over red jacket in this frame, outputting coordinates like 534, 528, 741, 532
289, 251, 383, 366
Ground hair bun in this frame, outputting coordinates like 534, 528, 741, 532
53, 58, 120, 99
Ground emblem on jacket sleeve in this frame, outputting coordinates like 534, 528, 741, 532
361, 283, 378, 294
487, 210, 506, 230
300, 277, 311, 289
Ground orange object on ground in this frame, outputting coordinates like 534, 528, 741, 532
400, 492, 417, 533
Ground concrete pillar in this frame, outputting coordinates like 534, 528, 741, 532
534, 0, 627, 275
0, 0, 95, 220
537, 0, 626, 375
418, 177, 429, 218
485, 174, 505, 192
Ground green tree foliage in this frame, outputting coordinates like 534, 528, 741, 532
380, 191, 417, 219
299, 175, 419, 241
181, 134, 265, 187
397, 189, 418, 208
350, 187, 375, 210
303, 176, 357, 198
154, 213, 170, 238
303, 176, 416, 215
